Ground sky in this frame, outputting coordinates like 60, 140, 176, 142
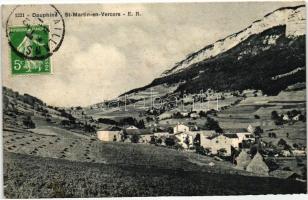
2, 1, 304, 107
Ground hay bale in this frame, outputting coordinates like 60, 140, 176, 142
246, 152, 269, 175
235, 150, 251, 170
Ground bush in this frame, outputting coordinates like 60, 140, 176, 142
98, 118, 117, 125
165, 138, 175, 146
271, 111, 279, 120
204, 117, 222, 133
23, 116, 35, 129
131, 134, 140, 143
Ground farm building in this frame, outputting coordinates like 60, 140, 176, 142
124, 125, 139, 130
154, 132, 170, 138
292, 114, 301, 121
193, 130, 216, 138
174, 132, 194, 149
224, 133, 241, 149
282, 114, 290, 121
246, 152, 269, 175
97, 126, 122, 142
139, 134, 153, 143
158, 112, 173, 120
180, 112, 189, 117
125, 128, 153, 143
173, 124, 189, 134
247, 124, 255, 133
236, 132, 253, 143
190, 113, 200, 118
200, 134, 233, 156
292, 149, 306, 156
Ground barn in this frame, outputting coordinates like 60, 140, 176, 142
97, 126, 122, 142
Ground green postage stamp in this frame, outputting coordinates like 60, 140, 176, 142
9, 25, 51, 75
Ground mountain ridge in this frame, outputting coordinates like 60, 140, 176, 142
121, 5, 305, 99
160, 4, 305, 77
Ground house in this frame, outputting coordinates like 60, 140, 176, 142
281, 150, 292, 157
158, 112, 172, 120
200, 134, 232, 156
190, 113, 200, 118
173, 124, 189, 134
246, 152, 269, 175
194, 130, 216, 138
97, 126, 122, 142
153, 132, 170, 138
174, 132, 194, 149
292, 114, 301, 121
125, 128, 153, 143
236, 132, 251, 142
139, 134, 153, 143
125, 125, 139, 130
247, 124, 255, 133
292, 149, 306, 156
282, 114, 290, 121
224, 133, 240, 149
180, 112, 189, 117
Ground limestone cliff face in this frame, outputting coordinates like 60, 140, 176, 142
161, 5, 305, 77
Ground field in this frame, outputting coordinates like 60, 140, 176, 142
3, 126, 256, 175
216, 89, 306, 145
3, 121, 307, 198
4, 151, 306, 198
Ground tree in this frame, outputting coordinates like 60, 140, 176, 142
196, 145, 208, 155
98, 118, 117, 125
23, 116, 35, 129
277, 138, 290, 150
193, 133, 201, 147
173, 112, 184, 119
217, 148, 227, 157
254, 126, 263, 137
204, 117, 222, 133
131, 134, 140, 143
137, 119, 145, 129
254, 115, 260, 119
299, 114, 306, 122
184, 135, 190, 148
84, 124, 95, 133
165, 137, 175, 146
199, 110, 207, 118
149, 136, 156, 144
271, 111, 279, 120
61, 120, 70, 127
265, 158, 279, 171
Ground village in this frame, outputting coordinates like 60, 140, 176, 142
97, 120, 307, 180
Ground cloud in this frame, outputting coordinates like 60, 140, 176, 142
47, 42, 129, 106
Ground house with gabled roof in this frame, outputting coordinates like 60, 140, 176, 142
173, 123, 189, 134
97, 126, 122, 142
200, 134, 232, 156
173, 131, 194, 149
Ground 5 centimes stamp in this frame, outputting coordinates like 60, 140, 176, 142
5, 5, 65, 75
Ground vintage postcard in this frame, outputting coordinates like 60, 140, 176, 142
1, 1, 307, 198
